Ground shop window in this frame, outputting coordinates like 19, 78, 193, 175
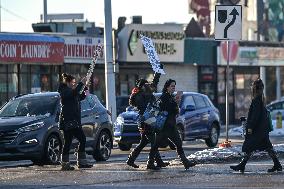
8, 73, 18, 99
0, 72, 7, 106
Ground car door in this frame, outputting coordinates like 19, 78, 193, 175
180, 95, 199, 139
80, 98, 95, 148
192, 95, 210, 136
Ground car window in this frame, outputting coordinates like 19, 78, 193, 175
203, 97, 211, 107
0, 96, 58, 117
193, 95, 207, 109
181, 95, 195, 109
86, 94, 107, 114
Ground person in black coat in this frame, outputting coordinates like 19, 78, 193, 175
150, 79, 196, 170
230, 78, 282, 173
126, 68, 169, 170
58, 73, 93, 171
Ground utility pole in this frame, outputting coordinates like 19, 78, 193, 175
104, 0, 117, 122
43, 0, 47, 22
0, 0, 2, 31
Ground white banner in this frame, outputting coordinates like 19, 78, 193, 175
140, 35, 165, 74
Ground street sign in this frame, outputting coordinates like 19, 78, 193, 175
215, 5, 242, 40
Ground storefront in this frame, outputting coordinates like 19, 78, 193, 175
184, 38, 218, 105
0, 33, 64, 106
217, 41, 284, 123
60, 35, 106, 103
117, 24, 197, 94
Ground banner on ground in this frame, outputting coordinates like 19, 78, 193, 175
140, 35, 165, 74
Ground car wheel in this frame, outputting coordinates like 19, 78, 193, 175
118, 142, 132, 151
33, 134, 61, 165
93, 131, 112, 161
205, 123, 219, 147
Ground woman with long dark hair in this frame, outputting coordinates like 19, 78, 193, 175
149, 79, 196, 170
58, 73, 93, 171
230, 78, 282, 173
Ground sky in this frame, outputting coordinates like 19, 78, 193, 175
0, 0, 191, 33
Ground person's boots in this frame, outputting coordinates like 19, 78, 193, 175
61, 154, 75, 171
267, 149, 282, 172
155, 153, 170, 168
230, 153, 251, 173
126, 150, 139, 168
146, 158, 160, 170
179, 153, 196, 170
76, 152, 93, 168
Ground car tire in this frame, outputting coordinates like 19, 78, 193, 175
93, 131, 112, 161
33, 134, 62, 165
205, 123, 219, 147
118, 142, 132, 151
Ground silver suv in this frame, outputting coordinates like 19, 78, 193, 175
0, 92, 113, 165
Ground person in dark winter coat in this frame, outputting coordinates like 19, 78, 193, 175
151, 79, 196, 170
126, 67, 169, 170
58, 73, 93, 171
230, 78, 282, 173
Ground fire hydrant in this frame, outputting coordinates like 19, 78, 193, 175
276, 111, 282, 129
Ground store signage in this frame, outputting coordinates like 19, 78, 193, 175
218, 46, 284, 66
118, 24, 185, 62
63, 36, 104, 64
0, 41, 64, 64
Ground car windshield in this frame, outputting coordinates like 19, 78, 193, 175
0, 96, 58, 117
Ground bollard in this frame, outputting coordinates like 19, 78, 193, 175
276, 111, 282, 129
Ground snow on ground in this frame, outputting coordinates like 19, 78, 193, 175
185, 120, 284, 163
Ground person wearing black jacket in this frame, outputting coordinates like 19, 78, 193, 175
151, 79, 196, 170
126, 68, 169, 170
230, 78, 282, 173
58, 73, 93, 171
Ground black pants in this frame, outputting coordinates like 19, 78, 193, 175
62, 127, 86, 161
149, 126, 184, 160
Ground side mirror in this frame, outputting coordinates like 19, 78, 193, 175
126, 106, 134, 112
185, 105, 196, 112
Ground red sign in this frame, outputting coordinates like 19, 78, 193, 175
0, 41, 64, 64
221, 41, 238, 62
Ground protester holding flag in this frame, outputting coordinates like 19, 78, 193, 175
58, 73, 93, 171
126, 65, 170, 170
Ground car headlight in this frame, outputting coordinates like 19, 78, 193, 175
114, 116, 124, 131
18, 122, 45, 133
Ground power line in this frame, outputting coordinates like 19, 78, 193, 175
0, 5, 29, 21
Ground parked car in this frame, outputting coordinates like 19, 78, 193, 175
116, 95, 130, 116
114, 92, 221, 151
0, 92, 113, 165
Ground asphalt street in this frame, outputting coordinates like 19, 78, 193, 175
1, 135, 284, 188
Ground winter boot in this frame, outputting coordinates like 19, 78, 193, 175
267, 149, 282, 172
126, 150, 139, 168
146, 158, 160, 170
61, 154, 75, 171
61, 162, 75, 171
230, 152, 251, 173
179, 153, 196, 170
76, 152, 93, 168
155, 153, 170, 168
